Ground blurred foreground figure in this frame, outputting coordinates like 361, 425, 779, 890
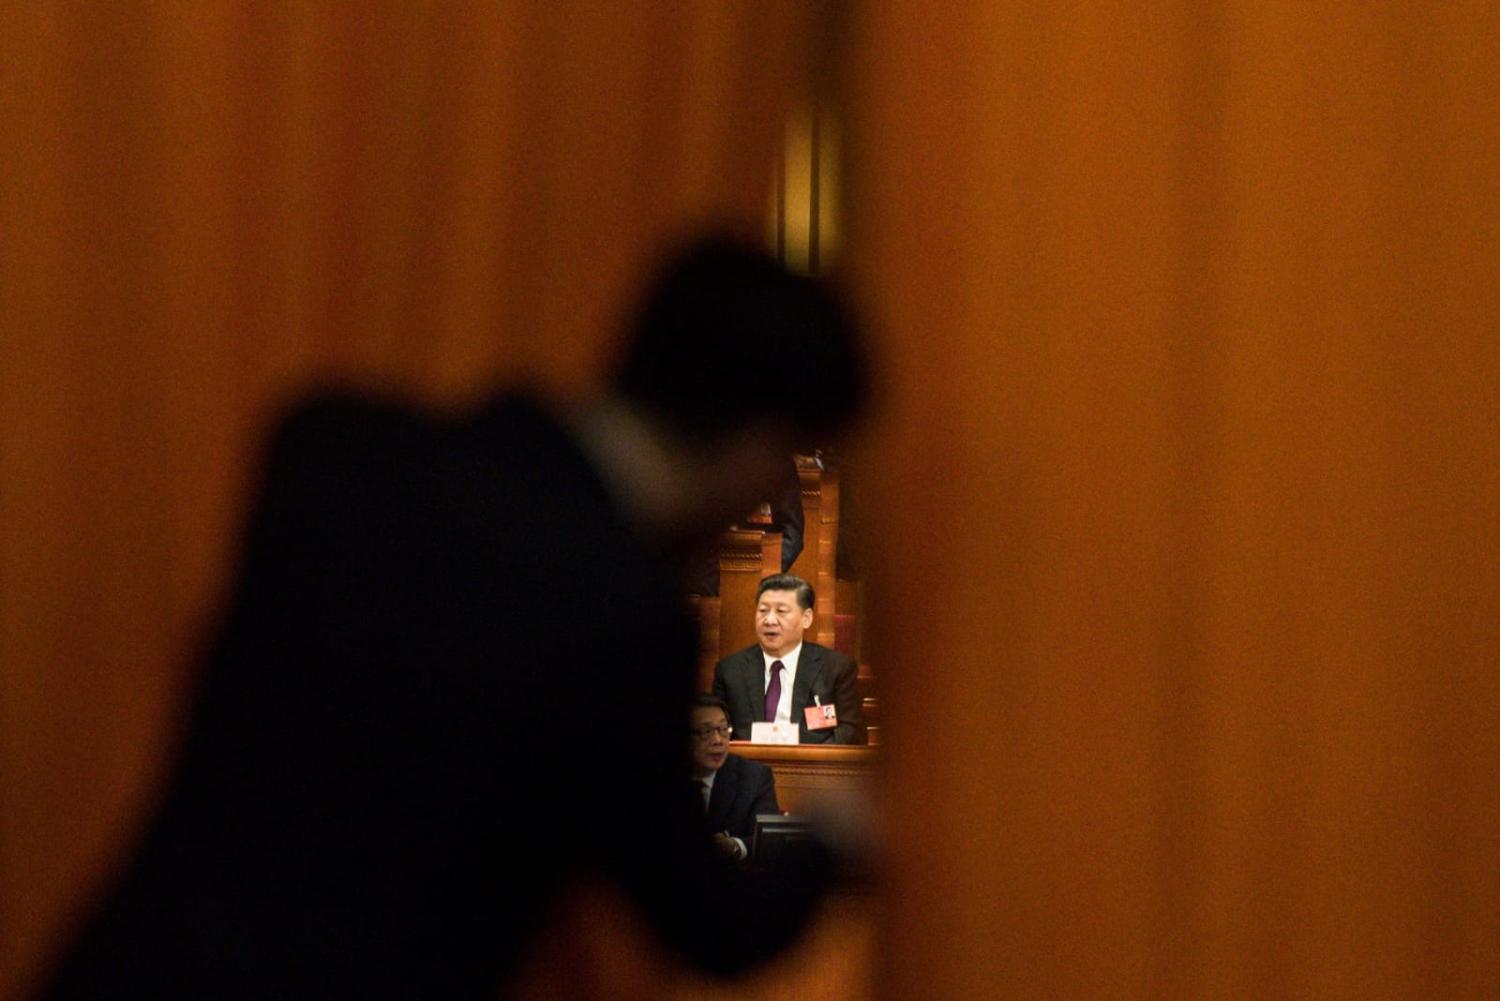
42, 234, 867, 999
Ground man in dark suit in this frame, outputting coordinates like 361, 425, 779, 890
689, 694, 779, 860
42, 235, 867, 998
713, 573, 865, 745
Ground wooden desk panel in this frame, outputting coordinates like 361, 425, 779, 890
730, 743, 876, 818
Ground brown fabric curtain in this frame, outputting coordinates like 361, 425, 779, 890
853, 3, 1499, 998
7, 2, 1499, 998
0, 3, 808, 992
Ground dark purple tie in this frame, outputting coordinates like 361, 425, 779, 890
764, 660, 784, 723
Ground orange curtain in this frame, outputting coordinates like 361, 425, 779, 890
8, 2, 1499, 998
854, 3, 1499, 997
0, 3, 808, 992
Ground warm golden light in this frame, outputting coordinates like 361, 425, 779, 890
769, 105, 841, 274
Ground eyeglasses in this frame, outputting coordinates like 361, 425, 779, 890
691, 725, 733, 741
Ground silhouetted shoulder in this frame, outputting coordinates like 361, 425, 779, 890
260, 391, 436, 483
241, 391, 476, 550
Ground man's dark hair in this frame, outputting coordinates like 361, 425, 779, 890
611, 233, 868, 446
692, 693, 731, 716
756, 573, 815, 611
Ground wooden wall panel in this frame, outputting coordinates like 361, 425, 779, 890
732, 743, 876, 818
717, 528, 784, 660
812, 470, 840, 649
787, 464, 839, 647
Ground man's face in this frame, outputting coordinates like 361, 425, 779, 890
690, 707, 731, 775
755, 588, 813, 658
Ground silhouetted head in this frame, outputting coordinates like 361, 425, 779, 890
611, 233, 868, 451
580, 234, 869, 556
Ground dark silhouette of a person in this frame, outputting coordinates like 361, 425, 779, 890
41, 234, 868, 998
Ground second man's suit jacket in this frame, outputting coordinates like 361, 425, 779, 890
702, 754, 780, 845
712, 641, 864, 744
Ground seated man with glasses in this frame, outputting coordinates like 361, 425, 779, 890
690, 694, 779, 861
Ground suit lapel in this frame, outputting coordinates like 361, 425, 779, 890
792, 644, 821, 736
740, 648, 764, 724
706, 756, 738, 830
